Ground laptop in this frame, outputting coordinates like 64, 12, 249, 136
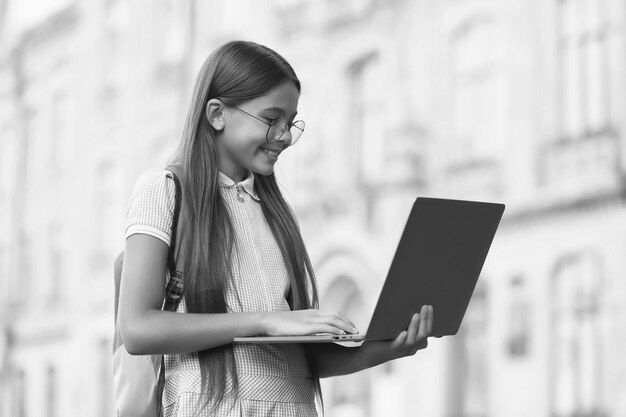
233, 197, 505, 344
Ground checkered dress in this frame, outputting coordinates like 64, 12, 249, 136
125, 168, 318, 417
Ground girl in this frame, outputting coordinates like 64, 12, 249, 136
118, 40, 433, 417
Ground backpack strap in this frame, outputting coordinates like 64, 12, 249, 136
163, 171, 184, 312
166, 171, 182, 277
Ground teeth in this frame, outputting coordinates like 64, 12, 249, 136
263, 149, 279, 157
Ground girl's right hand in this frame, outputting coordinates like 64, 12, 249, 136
263, 309, 359, 336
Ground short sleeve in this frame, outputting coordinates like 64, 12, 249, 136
125, 168, 176, 246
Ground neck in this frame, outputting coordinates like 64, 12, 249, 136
219, 166, 247, 183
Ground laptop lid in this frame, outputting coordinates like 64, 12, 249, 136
234, 197, 504, 344
364, 197, 504, 340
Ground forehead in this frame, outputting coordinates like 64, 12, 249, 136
244, 82, 300, 114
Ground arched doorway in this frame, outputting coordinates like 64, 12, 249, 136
322, 275, 371, 417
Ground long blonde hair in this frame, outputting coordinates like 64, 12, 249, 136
167, 40, 320, 414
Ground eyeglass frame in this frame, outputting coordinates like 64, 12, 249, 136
229, 105, 305, 146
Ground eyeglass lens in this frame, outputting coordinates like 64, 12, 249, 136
268, 118, 305, 145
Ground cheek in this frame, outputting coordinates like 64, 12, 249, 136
231, 126, 265, 148
237, 141, 267, 165
227, 131, 260, 152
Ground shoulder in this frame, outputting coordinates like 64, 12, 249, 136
125, 168, 177, 245
130, 168, 178, 207
134, 167, 176, 193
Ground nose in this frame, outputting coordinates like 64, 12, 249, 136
277, 128, 293, 147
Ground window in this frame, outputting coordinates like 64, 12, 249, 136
349, 52, 385, 186
94, 159, 122, 264
0, 244, 6, 307
552, 253, 605, 417
461, 282, 489, 416
0, 127, 14, 308
161, 0, 186, 64
51, 92, 74, 172
153, 0, 186, 67
449, 16, 502, 164
17, 234, 33, 309
557, 0, 611, 140
0, 126, 18, 197
15, 369, 26, 417
47, 223, 63, 306
98, 339, 113, 417
0, 357, 19, 416
541, 0, 619, 195
450, 281, 489, 417
25, 109, 45, 184
507, 275, 530, 358
102, 0, 125, 88
46, 365, 57, 417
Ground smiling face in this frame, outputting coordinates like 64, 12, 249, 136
211, 81, 300, 182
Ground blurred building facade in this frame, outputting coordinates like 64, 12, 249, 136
1, 0, 625, 416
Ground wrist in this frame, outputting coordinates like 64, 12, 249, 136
358, 343, 393, 370
256, 311, 270, 335
356, 345, 377, 371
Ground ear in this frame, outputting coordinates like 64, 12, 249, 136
205, 99, 225, 131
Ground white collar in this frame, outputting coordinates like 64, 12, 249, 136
217, 170, 260, 202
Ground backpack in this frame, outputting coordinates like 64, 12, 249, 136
113, 171, 183, 417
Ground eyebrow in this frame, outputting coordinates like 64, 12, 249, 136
260, 106, 298, 119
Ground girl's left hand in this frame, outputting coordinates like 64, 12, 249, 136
361, 305, 434, 365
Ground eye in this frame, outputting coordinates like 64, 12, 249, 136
265, 117, 278, 124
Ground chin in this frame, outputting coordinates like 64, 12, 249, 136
252, 164, 275, 177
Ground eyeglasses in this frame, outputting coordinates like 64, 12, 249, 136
231, 105, 305, 146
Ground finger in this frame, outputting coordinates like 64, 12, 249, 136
405, 313, 420, 345
416, 306, 429, 340
318, 313, 356, 334
330, 311, 358, 333
337, 311, 358, 332
417, 338, 429, 350
410, 305, 429, 343
324, 314, 356, 333
330, 311, 359, 333
310, 323, 346, 335
390, 330, 408, 350
426, 305, 434, 335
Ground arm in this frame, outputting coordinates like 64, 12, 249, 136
307, 305, 433, 378
118, 234, 357, 355
118, 234, 263, 355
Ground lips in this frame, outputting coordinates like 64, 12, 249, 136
262, 148, 280, 157
260, 146, 285, 160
